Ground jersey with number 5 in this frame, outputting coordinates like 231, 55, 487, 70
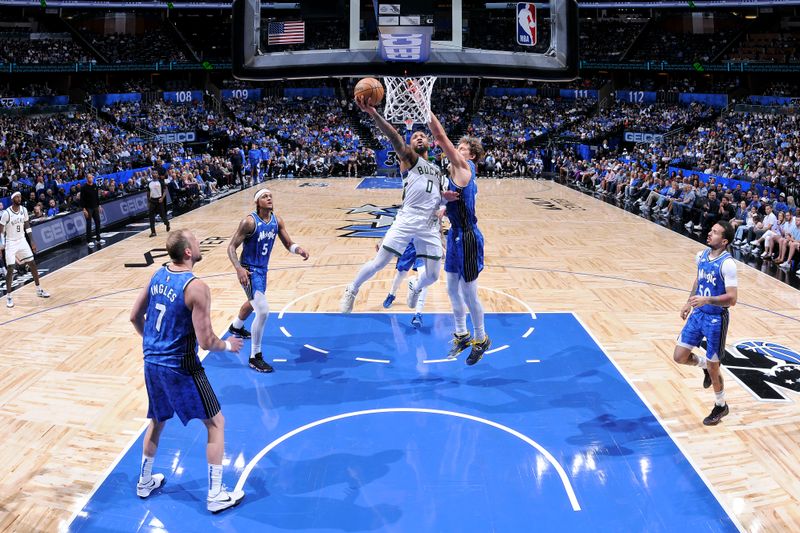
401, 156, 443, 216
143, 267, 197, 368
240, 211, 278, 270
0, 206, 29, 242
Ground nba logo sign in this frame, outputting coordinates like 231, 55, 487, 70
516, 3, 537, 47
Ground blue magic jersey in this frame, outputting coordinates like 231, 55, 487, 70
695, 248, 732, 315
240, 211, 278, 269
446, 161, 478, 229
143, 267, 198, 369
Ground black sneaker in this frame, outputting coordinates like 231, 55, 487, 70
466, 336, 491, 366
446, 333, 473, 359
249, 353, 274, 373
228, 324, 251, 339
702, 403, 729, 426
702, 369, 712, 389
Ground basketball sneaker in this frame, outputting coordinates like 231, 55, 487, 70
382, 293, 395, 309
702, 403, 729, 426
467, 336, 492, 366
36, 287, 50, 298
98, 238, 106, 244
340, 285, 357, 313
6, 296, 13, 308
702, 369, 712, 389
411, 313, 422, 328
228, 324, 251, 339
137, 473, 165, 498
87, 241, 96, 248
207, 486, 245, 513
249, 353, 274, 373
407, 278, 422, 309
446, 333, 473, 359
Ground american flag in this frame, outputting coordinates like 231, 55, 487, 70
267, 21, 305, 45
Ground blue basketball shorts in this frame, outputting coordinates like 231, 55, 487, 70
241, 264, 268, 300
144, 362, 221, 425
677, 308, 730, 362
445, 227, 484, 283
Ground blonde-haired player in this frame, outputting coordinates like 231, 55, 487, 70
0, 191, 50, 308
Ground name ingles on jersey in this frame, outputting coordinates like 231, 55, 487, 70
150, 282, 179, 302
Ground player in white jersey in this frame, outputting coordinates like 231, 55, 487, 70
0, 191, 50, 308
340, 96, 457, 313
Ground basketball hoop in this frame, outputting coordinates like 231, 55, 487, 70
383, 76, 437, 125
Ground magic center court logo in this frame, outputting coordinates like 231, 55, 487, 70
338, 204, 400, 238
721, 340, 800, 402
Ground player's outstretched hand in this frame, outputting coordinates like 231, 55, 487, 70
354, 95, 376, 115
296, 246, 309, 261
226, 336, 243, 353
442, 190, 460, 202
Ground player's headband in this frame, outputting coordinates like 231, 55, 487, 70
10, 191, 21, 199
254, 189, 271, 203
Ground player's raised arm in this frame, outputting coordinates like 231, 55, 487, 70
428, 112, 471, 187
355, 96, 417, 167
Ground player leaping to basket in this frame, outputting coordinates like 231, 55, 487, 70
340, 78, 456, 313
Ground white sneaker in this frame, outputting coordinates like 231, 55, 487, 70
36, 288, 50, 298
137, 473, 165, 498
207, 487, 245, 513
694, 224, 702, 230
87, 241, 96, 248
779, 261, 791, 270
339, 285, 357, 314
761, 251, 771, 259
750, 240, 760, 246
407, 278, 422, 309
6, 297, 13, 308
98, 238, 106, 244
684, 221, 693, 229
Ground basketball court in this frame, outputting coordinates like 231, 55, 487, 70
1, 178, 799, 532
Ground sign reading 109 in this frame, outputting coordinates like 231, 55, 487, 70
516, 3, 537, 47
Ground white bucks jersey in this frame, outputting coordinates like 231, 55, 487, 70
0, 206, 28, 241
401, 156, 444, 216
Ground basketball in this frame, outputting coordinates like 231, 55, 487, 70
354, 77, 384, 106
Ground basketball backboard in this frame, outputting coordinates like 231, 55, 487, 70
233, 0, 578, 81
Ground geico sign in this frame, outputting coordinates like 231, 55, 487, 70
624, 132, 664, 144
118, 196, 148, 215
155, 132, 196, 143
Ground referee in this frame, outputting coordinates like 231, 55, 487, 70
148, 172, 170, 237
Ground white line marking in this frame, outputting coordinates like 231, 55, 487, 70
526, 359, 541, 363
523, 327, 535, 338
571, 312, 745, 532
303, 344, 329, 354
423, 358, 457, 364
355, 357, 391, 364
233, 407, 581, 511
280, 326, 292, 337
485, 344, 509, 355
62, 348, 210, 531
272, 358, 287, 363
480, 286, 537, 319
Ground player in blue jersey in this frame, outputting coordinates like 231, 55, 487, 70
227, 188, 309, 372
427, 112, 490, 365
673, 221, 738, 426
129, 229, 245, 513
381, 241, 430, 328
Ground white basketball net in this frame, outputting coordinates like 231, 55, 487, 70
383, 76, 437, 125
